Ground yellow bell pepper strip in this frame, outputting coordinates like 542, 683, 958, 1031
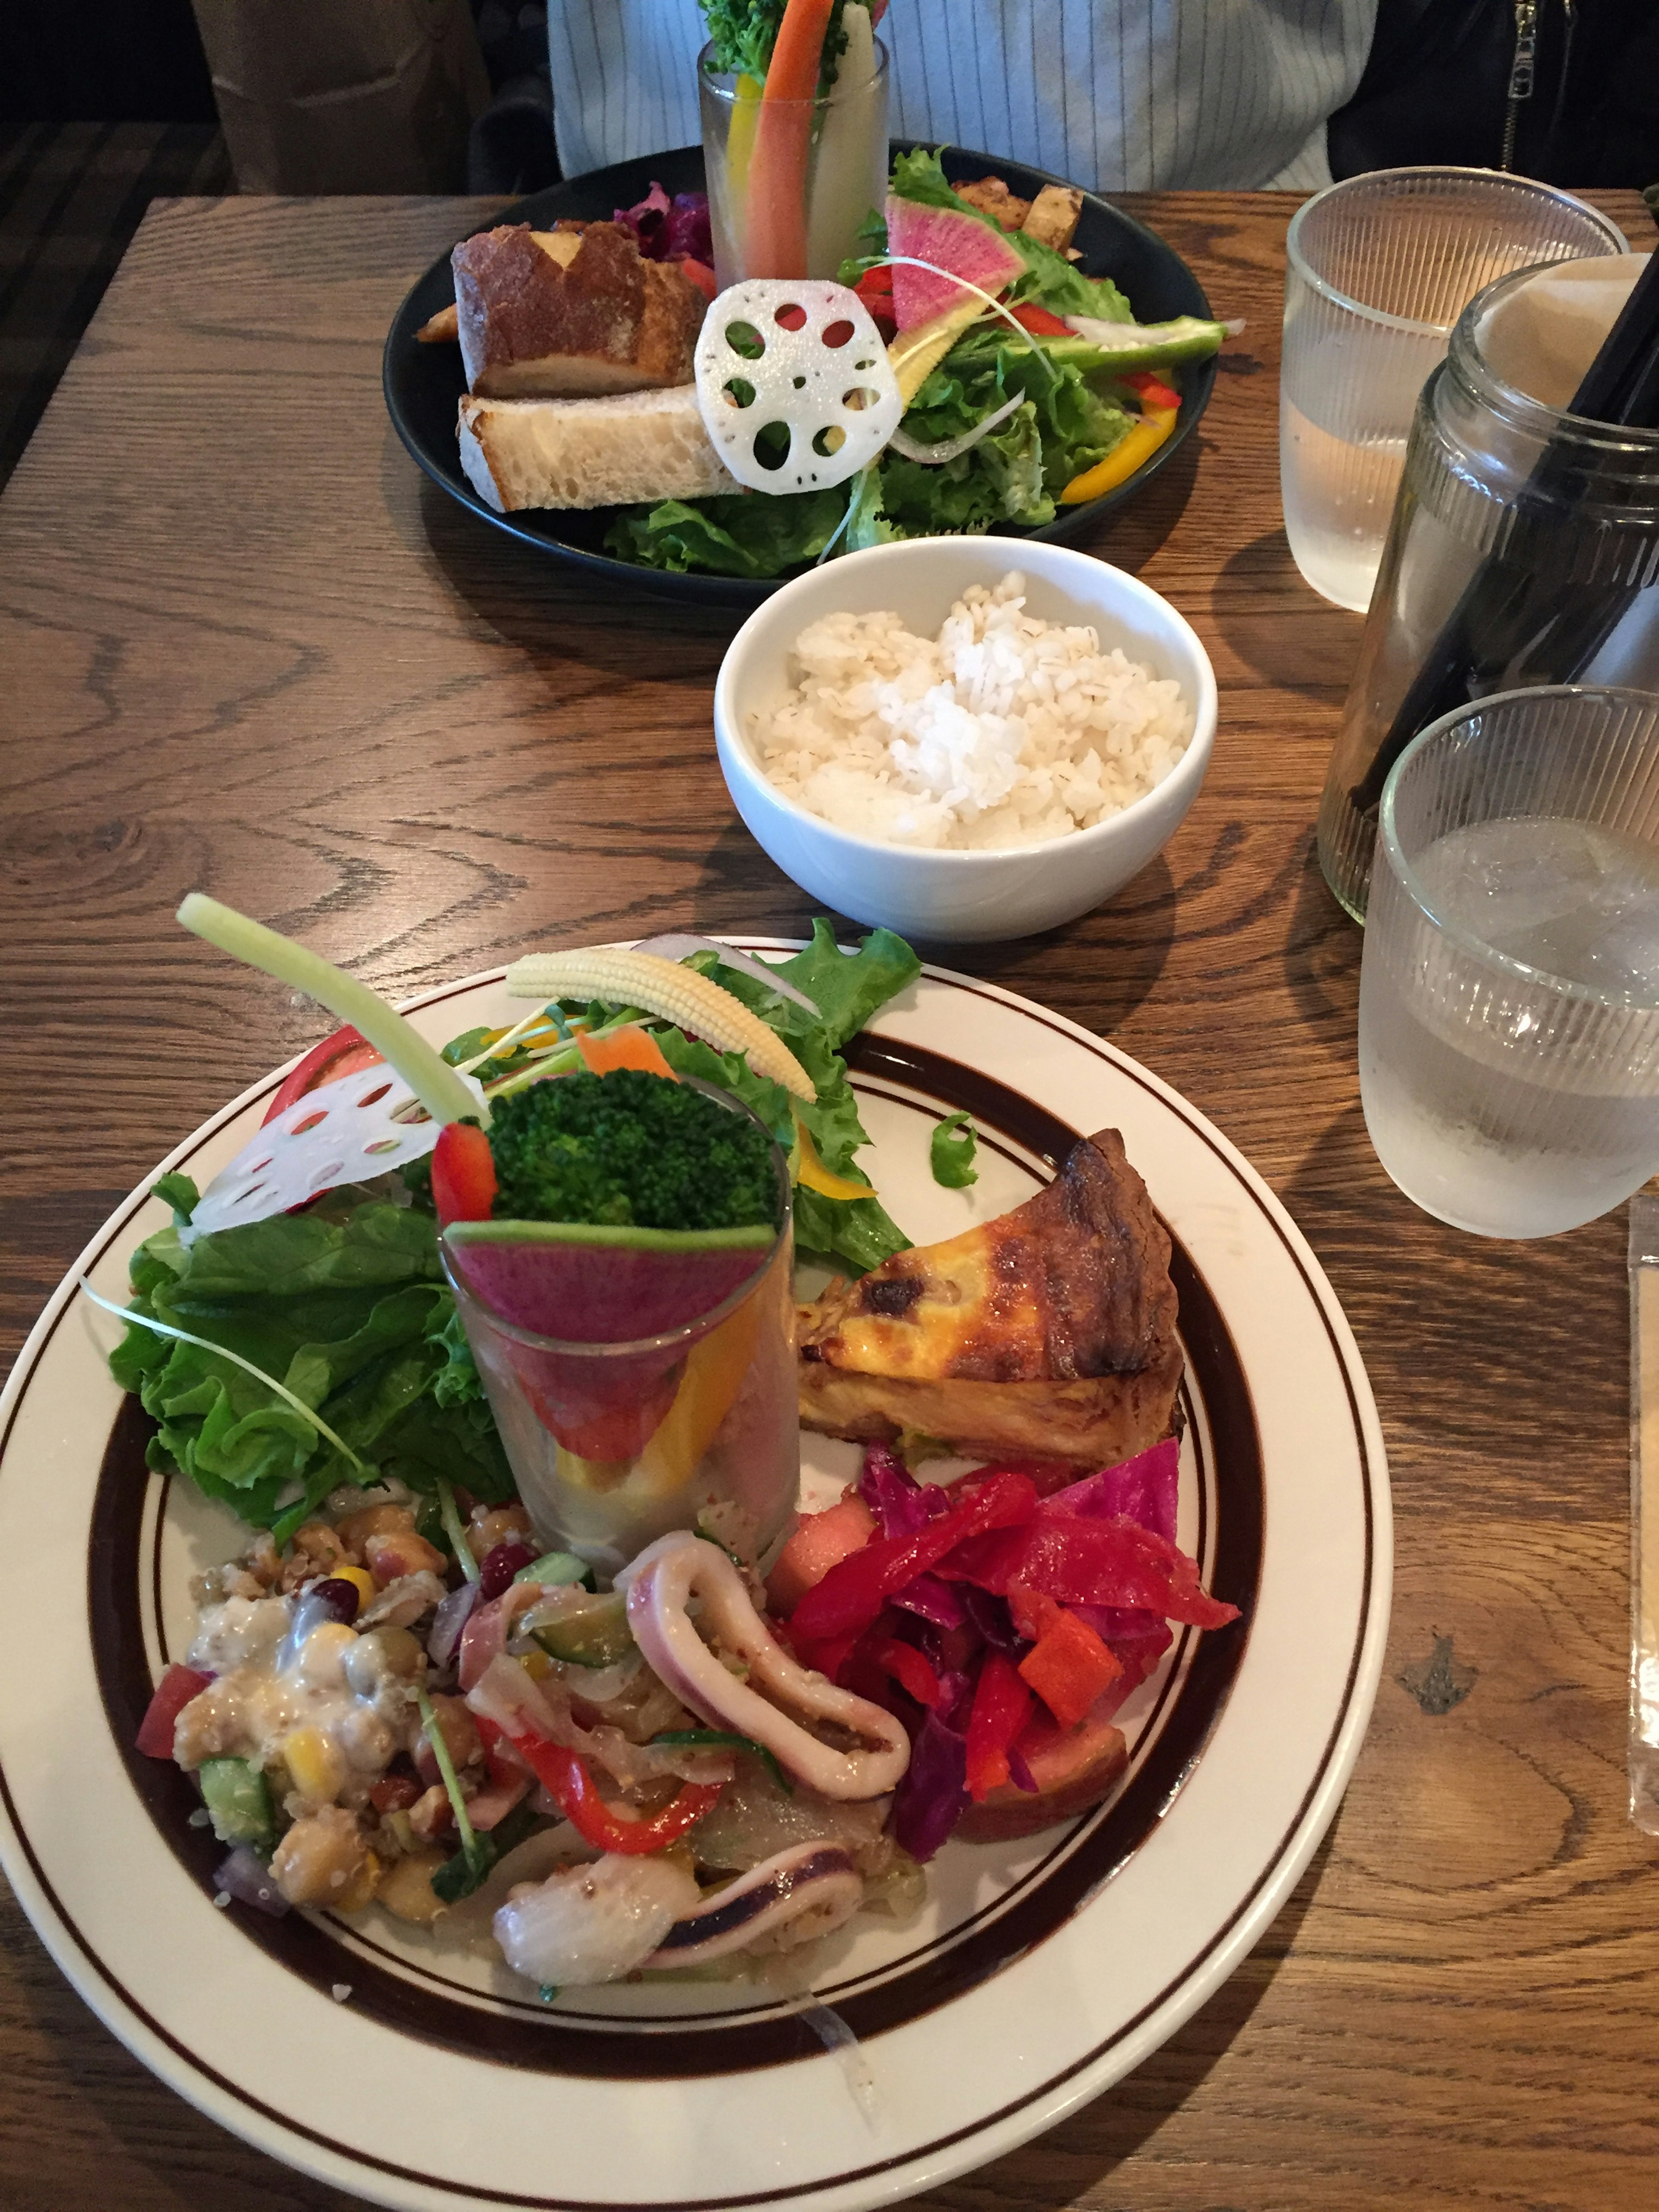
790, 1111, 873, 1202
1059, 388, 1180, 504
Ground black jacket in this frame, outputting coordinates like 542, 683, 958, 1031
1328, 0, 1659, 190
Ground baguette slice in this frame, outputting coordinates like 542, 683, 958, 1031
454, 221, 703, 399
457, 386, 741, 513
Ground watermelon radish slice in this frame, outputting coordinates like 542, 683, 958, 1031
443, 1219, 779, 1461
885, 198, 1024, 332
444, 1220, 774, 1345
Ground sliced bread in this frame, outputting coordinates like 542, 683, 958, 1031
454, 222, 704, 400
457, 385, 741, 512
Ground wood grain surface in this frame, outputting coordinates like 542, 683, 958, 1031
0, 185, 1654, 2212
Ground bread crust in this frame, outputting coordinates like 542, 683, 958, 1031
453, 222, 704, 399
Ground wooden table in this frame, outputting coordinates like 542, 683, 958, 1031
1, 185, 1653, 2212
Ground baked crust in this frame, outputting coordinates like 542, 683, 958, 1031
797, 1128, 1182, 1461
453, 222, 703, 399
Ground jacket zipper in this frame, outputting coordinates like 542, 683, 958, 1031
1500, 0, 1540, 172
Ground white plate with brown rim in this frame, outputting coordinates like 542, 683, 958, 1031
0, 944, 1389, 2212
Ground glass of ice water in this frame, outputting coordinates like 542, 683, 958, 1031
1360, 687, 1659, 1238
1281, 170, 1624, 613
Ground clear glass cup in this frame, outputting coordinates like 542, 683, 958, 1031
441, 1090, 798, 1573
1359, 686, 1659, 1238
1281, 168, 1625, 613
698, 35, 889, 287
1316, 262, 1659, 922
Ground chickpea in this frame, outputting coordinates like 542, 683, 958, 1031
377, 1848, 450, 1927
414, 1693, 481, 1783
280, 1521, 347, 1592
334, 1502, 418, 1557
270, 1807, 370, 1907
343, 1625, 424, 1697
294, 1620, 357, 1691
466, 1503, 532, 1563
364, 1528, 447, 1586
337, 1703, 397, 1773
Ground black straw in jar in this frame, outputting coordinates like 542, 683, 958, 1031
1347, 245, 1659, 819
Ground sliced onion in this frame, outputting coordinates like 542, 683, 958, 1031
886, 389, 1023, 465
427, 1580, 481, 1670
216, 1846, 289, 1919
631, 934, 820, 1016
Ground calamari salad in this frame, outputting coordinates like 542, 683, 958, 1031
140, 1431, 1233, 1993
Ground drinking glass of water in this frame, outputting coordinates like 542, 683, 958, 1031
1281, 170, 1624, 613
1360, 687, 1659, 1238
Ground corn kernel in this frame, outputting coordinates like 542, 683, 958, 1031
519, 1648, 553, 1681
332, 1564, 376, 1611
334, 1848, 381, 1914
282, 1725, 347, 1805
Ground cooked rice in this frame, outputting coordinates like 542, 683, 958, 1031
753, 572, 1193, 850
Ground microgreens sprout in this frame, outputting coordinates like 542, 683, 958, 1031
416, 1684, 484, 1877
78, 1279, 367, 1473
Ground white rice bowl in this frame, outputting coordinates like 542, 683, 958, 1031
751, 572, 1193, 851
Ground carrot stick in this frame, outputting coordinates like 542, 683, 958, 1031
575, 1023, 678, 1080
743, 0, 837, 278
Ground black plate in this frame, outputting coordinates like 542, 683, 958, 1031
383, 142, 1217, 609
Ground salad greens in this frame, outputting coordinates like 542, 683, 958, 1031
553, 921, 919, 1275
108, 923, 922, 1534
929, 1112, 978, 1190
607, 148, 1195, 577
699, 0, 855, 88
112, 1185, 514, 1543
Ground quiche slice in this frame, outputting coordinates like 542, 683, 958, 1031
797, 1128, 1182, 1465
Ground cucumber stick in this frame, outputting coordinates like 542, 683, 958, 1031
200, 1757, 275, 1848
176, 894, 483, 1129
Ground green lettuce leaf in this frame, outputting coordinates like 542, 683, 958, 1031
111, 1198, 512, 1535
605, 490, 845, 579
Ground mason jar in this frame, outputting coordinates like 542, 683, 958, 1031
1316, 264, 1659, 921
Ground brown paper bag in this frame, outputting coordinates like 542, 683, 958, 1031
192, 0, 491, 193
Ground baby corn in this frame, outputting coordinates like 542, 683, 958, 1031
505, 948, 816, 1103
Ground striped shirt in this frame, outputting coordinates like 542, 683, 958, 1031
547, 1, 1379, 192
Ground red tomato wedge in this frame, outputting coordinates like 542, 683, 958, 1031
136, 1665, 213, 1759
264, 1024, 383, 1124
432, 1120, 497, 1225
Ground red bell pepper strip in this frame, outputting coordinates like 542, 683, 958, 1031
680, 255, 718, 302
432, 1119, 497, 1226
1123, 368, 1181, 410
1017, 1604, 1123, 1728
136, 1665, 213, 1759
964, 1651, 1034, 1801
872, 1637, 943, 1710
1010, 302, 1071, 337
477, 1714, 722, 1854
789, 1469, 1039, 1644
941, 1507, 1239, 1630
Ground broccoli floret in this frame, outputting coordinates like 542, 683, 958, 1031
487, 1071, 779, 1233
